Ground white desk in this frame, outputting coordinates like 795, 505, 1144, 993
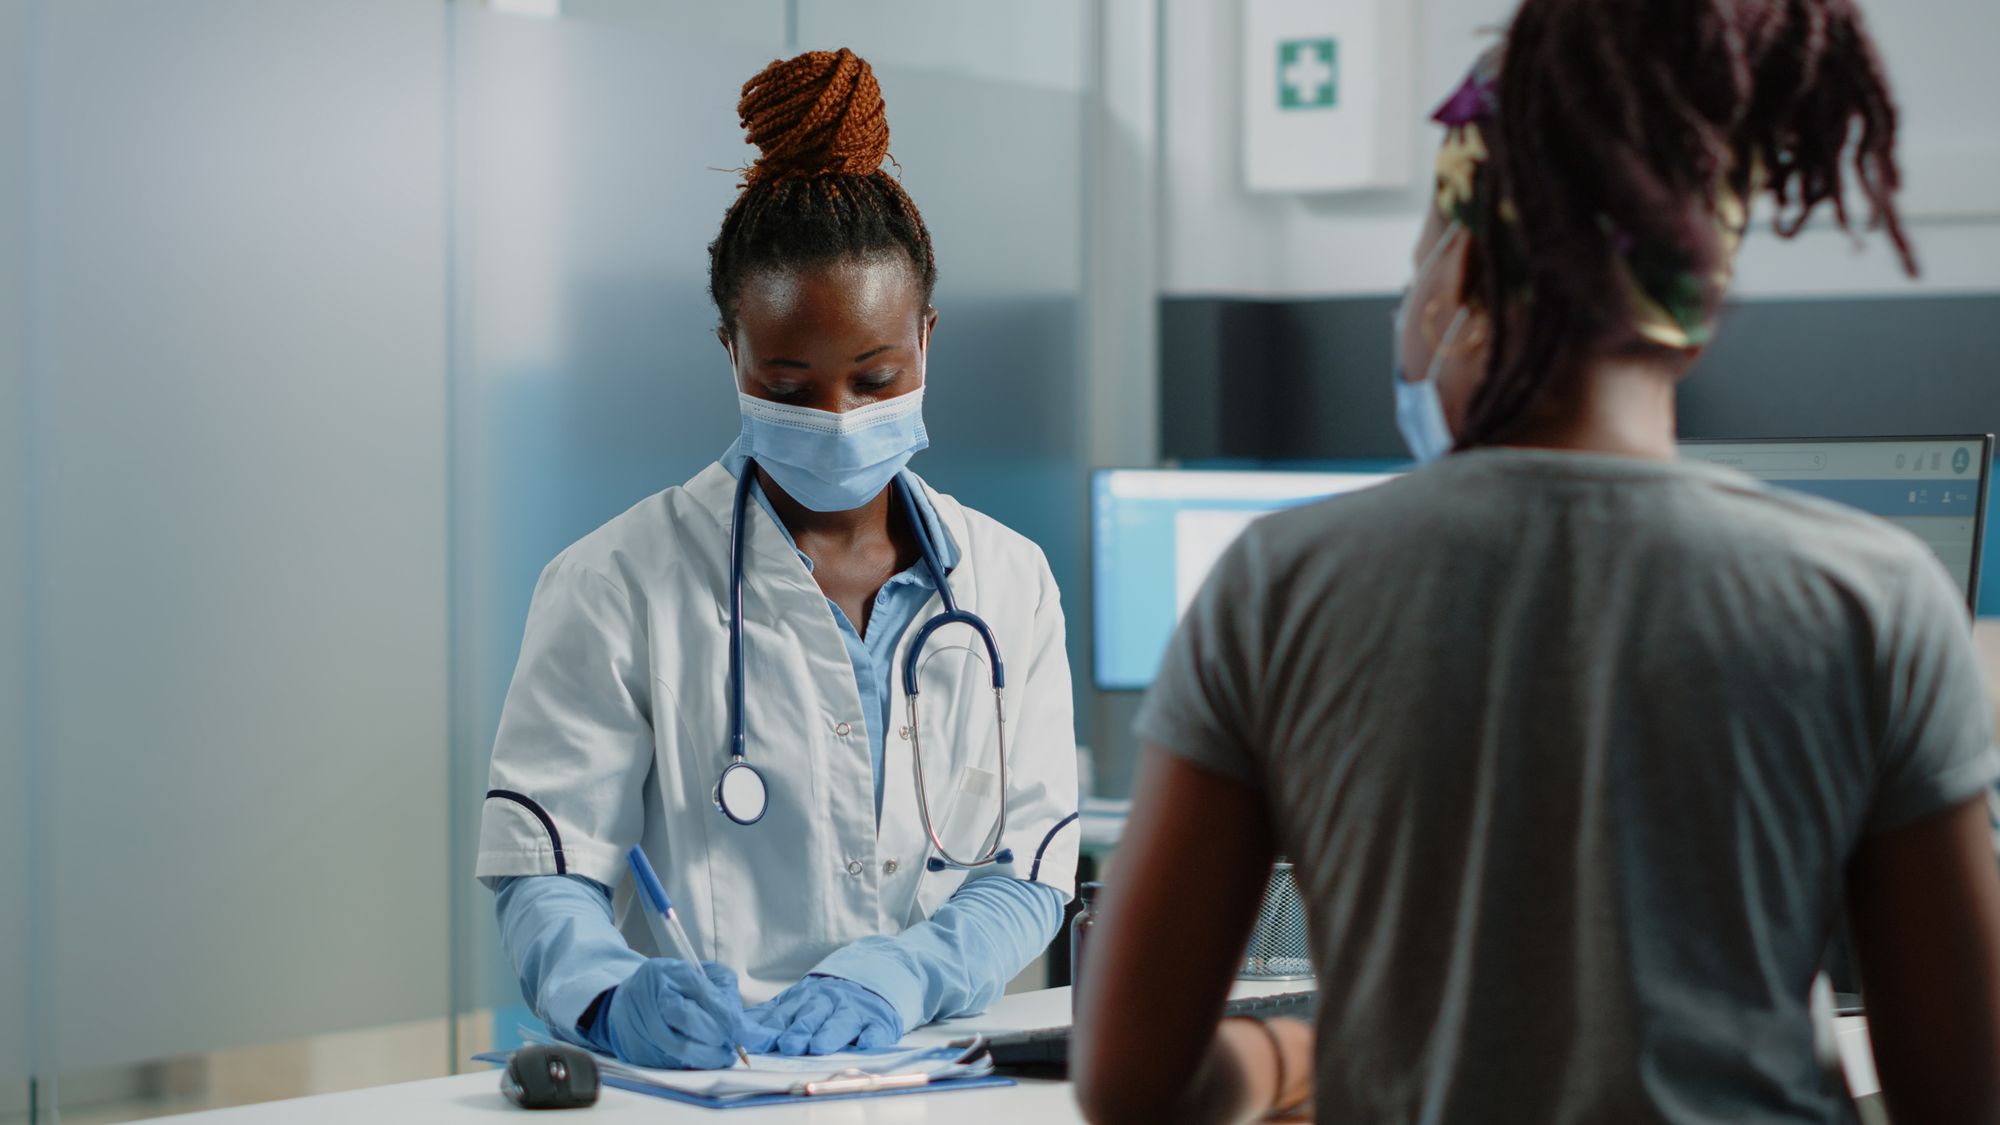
1837, 1016, 1878, 1098
149, 984, 1305, 1124
907, 979, 1308, 1048
147, 986, 1876, 1121
146, 1068, 1080, 1124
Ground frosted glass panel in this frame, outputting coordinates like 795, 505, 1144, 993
797, 0, 1090, 93
0, 0, 29, 1094
448, 1, 1098, 1030
447, 0, 787, 1027
797, 3, 1095, 699
30, 0, 449, 1072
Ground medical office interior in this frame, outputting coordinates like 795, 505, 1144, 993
4, 0, 1998, 1120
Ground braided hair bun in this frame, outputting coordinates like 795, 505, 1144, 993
708, 49, 936, 334
738, 48, 891, 185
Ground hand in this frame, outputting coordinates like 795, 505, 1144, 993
592, 959, 773, 1069
746, 974, 902, 1055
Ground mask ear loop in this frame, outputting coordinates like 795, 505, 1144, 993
915, 308, 934, 390
1417, 221, 1465, 282
1401, 222, 1473, 372
1427, 307, 1472, 385
1413, 224, 1491, 363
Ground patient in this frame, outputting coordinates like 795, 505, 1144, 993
1073, 1, 2000, 1122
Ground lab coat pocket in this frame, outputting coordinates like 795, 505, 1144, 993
939, 765, 1001, 853
911, 766, 1002, 920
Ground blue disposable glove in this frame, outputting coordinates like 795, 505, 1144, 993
746, 974, 903, 1056
587, 959, 775, 1069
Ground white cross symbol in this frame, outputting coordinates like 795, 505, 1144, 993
1281, 44, 1334, 104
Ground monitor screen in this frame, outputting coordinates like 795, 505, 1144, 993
1092, 468, 1399, 690
1679, 436, 1993, 610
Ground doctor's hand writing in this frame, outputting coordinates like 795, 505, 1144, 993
746, 974, 903, 1055
585, 959, 774, 1069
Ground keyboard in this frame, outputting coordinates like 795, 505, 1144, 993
973, 986, 1318, 1068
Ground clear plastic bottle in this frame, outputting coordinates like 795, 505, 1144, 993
1070, 881, 1104, 1014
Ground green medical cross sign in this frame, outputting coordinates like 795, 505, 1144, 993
1277, 38, 1338, 110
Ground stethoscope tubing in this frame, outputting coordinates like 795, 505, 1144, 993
907, 690, 1011, 872
717, 466, 768, 826
722, 458, 1009, 868
729, 465, 753, 764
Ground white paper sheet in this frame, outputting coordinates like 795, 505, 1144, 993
517, 1028, 989, 1098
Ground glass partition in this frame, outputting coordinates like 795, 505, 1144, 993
802, 0, 1095, 704
2, 0, 32, 1117
7, 3, 1107, 1116
443, 0, 791, 1058
444, 0, 1099, 1049
17, 0, 453, 1117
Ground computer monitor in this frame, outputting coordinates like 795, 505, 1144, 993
1092, 468, 1400, 690
1679, 435, 1993, 612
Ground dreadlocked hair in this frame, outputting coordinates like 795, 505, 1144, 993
708, 48, 938, 336
1455, 0, 1916, 449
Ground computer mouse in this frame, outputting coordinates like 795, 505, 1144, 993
500, 1043, 601, 1110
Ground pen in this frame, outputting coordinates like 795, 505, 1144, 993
626, 845, 753, 1068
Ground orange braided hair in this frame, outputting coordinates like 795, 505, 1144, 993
738, 48, 891, 185
709, 49, 936, 333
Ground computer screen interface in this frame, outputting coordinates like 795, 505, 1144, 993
1092, 469, 1398, 690
1094, 439, 1990, 692
1680, 436, 1990, 610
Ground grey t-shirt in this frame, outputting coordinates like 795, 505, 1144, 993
1137, 448, 1997, 1125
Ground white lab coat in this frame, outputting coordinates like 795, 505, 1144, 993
476, 462, 1080, 1002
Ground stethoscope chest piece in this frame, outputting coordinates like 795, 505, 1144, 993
715, 759, 769, 826
717, 462, 1009, 866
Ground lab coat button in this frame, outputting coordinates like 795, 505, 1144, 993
883, 860, 899, 875
846, 859, 864, 877
834, 721, 852, 738
897, 726, 910, 741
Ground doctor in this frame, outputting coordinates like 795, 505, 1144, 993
477, 48, 1078, 1069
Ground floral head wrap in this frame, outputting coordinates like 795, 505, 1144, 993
1429, 48, 1754, 350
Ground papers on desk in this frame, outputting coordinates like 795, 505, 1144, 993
474, 1029, 1009, 1109
591, 1042, 993, 1099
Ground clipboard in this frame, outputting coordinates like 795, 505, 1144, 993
592, 1068, 1016, 1109
472, 1036, 1015, 1110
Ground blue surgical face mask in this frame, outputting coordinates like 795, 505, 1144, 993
735, 386, 929, 512
1392, 223, 1467, 464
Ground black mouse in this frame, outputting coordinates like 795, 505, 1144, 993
501, 1043, 601, 1110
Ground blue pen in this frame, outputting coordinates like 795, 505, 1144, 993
626, 845, 752, 1068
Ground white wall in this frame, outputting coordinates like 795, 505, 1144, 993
1160, 0, 2000, 300
445, 0, 793, 1034
1086, 0, 1161, 472
1, 0, 31, 1099
799, 0, 1089, 97
27, 0, 451, 1073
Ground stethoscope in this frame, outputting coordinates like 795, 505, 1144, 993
714, 459, 1014, 872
